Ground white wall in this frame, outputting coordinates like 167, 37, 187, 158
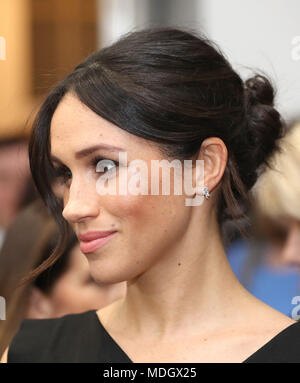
200, 0, 300, 121
97, 0, 300, 121
97, 0, 202, 47
97, 0, 138, 48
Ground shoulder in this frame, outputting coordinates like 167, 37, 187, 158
7, 310, 101, 363
236, 295, 300, 363
245, 317, 300, 363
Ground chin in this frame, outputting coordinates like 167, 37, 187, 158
86, 255, 138, 285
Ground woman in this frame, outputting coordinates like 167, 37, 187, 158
2, 27, 300, 363
0, 199, 126, 358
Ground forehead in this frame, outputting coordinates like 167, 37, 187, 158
50, 93, 128, 152
50, 93, 162, 161
50, 93, 159, 160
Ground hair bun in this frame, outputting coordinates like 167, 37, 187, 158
245, 74, 275, 107
240, 74, 285, 190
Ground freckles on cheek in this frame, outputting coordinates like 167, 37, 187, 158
111, 194, 176, 234
108, 194, 153, 224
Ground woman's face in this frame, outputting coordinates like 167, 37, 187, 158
50, 93, 192, 284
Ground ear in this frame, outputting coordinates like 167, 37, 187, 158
197, 137, 228, 195
25, 286, 54, 319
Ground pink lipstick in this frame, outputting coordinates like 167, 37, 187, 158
78, 230, 117, 254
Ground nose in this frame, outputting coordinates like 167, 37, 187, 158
62, 179, 100, 224
280, 220, 300, 267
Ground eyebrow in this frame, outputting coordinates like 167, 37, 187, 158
50, 144, 125, 164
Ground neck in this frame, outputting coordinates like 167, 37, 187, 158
116, 213, 251, 339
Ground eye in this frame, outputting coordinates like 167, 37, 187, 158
92, 156, 119, 174
52, 165, 72, 185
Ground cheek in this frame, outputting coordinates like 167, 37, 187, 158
104, 163, 189, 232
105, 192, 189, 249
95, 163, 191, 269
105, 192, 165, 227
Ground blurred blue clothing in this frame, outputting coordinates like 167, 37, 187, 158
227, 239, 300, 318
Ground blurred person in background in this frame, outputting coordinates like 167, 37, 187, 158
0, 199, 126, 358
227, 122, 300, 317
253, 122, 300, 268
0, 137, 38, 249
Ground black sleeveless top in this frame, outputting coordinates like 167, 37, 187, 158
7, 309, 300, 363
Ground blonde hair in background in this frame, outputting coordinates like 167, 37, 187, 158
252, 122, 300, 223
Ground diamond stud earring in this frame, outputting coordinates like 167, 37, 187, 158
196, 186, 210, 199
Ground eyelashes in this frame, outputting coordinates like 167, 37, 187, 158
52, 165, 72, 185
52, 156, 119, 186
91, 156, 119, 172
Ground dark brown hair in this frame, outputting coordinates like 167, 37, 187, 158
23, 27, 285, 285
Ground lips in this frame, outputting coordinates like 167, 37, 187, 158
78, 230, 117, 254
